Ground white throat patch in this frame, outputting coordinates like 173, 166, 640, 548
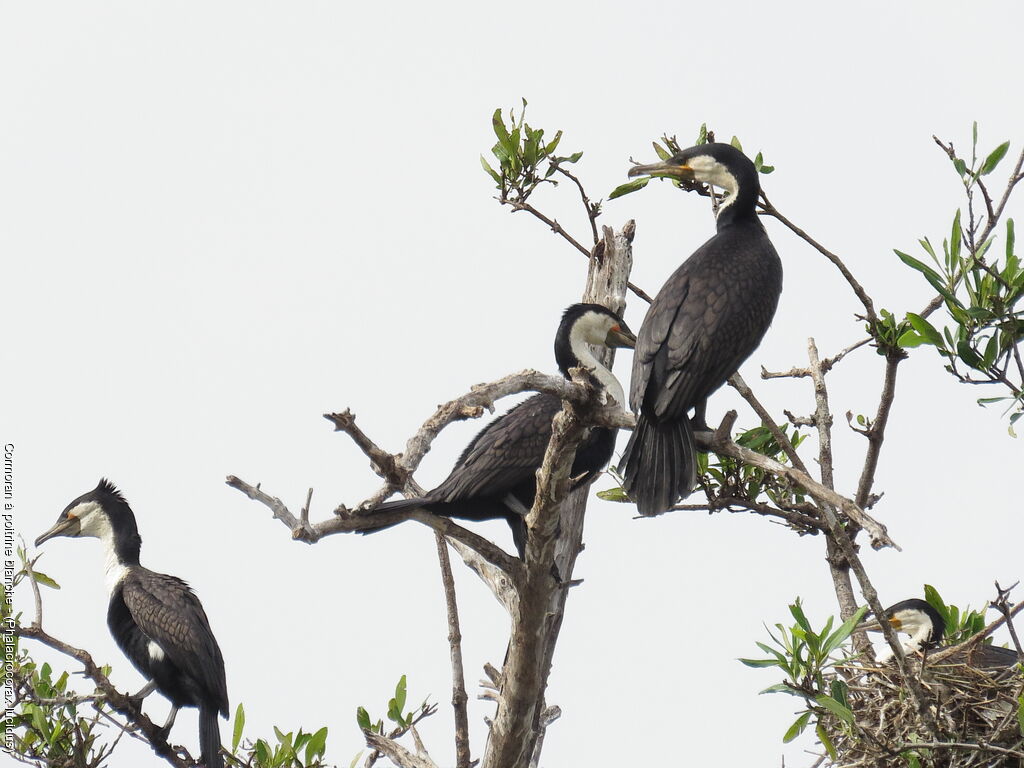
568, 316, 627, 407
686, 155, 740, 217
68, 502, 129, 593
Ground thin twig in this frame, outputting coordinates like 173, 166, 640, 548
730, 373, 812, 475
759, 193, 877, 324
854, 350, 903, 510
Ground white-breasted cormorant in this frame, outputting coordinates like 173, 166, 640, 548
36, 479, 229, 768
366, 303, 635, 557
861, 598, 1021, 669
617, 142, 783, 516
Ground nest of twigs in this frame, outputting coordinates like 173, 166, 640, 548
821, 650, 1024, 767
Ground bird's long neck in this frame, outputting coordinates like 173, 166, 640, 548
562, 330, 626, 408
714, 167, 760, 231
95, 519, 142, 595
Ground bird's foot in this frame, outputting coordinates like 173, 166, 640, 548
128, 680, 157, 711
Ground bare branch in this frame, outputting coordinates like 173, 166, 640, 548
434, 535, 471, 768
854, 349, 904, 509
729, 373, 811, 476
364, 732, 440, 768
759, 194, 877, 324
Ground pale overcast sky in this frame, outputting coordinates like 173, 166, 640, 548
3, 2, 1022, 766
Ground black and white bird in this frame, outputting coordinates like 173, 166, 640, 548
365, 303, 635, 557
36, 480, 229, 768
861, 598, 1021, 670
618, 142, 783, 516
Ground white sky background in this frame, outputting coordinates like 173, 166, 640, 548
2, 2, 1022, 766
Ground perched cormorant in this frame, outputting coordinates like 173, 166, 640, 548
36, 480, 229, 768
617, 142, 783, 516
365, 303, 636, 557
861, 598, 1021, 669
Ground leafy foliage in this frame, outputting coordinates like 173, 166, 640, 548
743, 588, 1013, 758
739, 599, 868, 757
229, 703, 331, 768
894, 124, 1023, 430
608, 124, 775, 200
480, 99, 585, 207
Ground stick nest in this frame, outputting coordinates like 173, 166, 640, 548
821, 653, 1023, 767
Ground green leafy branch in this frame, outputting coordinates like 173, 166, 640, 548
228, 703, 331, 768
354, 675, 436, 766
894, 125, 1024, 430
739, 599, 868, 759
599, 422, 819, 534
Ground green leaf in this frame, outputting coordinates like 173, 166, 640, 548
696, 123, 708, 145
479, 156, 501, 185
895, 249, 943, 285
356, 706, 371, 731
783, 711, 811, 743
1018, 692, 1024, 736
822, 606, 869, 656
491, 108, 512, 153
760, 682, 803, 696
306, 726, 328, 763
905, 313, 943, 347
394, 675, 407, 714
544, 130, 563, 156
954, 157, 967, 176
817, 722, 838, 760
816, 694, 855, 725
789, 600, 813, 635
596, 487, 629, 502
349, 752, 365, 768
255, 739, 270, 764
653, 141, 670, 161
950, 209, 962, 264
897, 329, 925, 348
30, 570, 60, 590
957, 339, 983, 368
608, 178, 650, 199
738, 657, 783, 668
759, 164, 775, 174
566, 151, 583, 163
980, 141, 1011, 176
1007, 219, 1016, 261
730, 135, 743, 152
232, 703, 245, 753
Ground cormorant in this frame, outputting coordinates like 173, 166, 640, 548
36, 480, 229, 768
617, 142, 783, 516
365, 303, 635, 557
861, 598, 1021, 669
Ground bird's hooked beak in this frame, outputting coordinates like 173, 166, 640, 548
857, 614, 900, 633
628, 159, 694, 181
606, 323, 637, 349
35, 515, 80, 547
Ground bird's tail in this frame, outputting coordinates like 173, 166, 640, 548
356, 497, 427, 535
199, 704, 223, 768
618, 414, 697, 516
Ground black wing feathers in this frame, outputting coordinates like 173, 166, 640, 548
430, 394, 560, 503
121, 569, 229, 716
